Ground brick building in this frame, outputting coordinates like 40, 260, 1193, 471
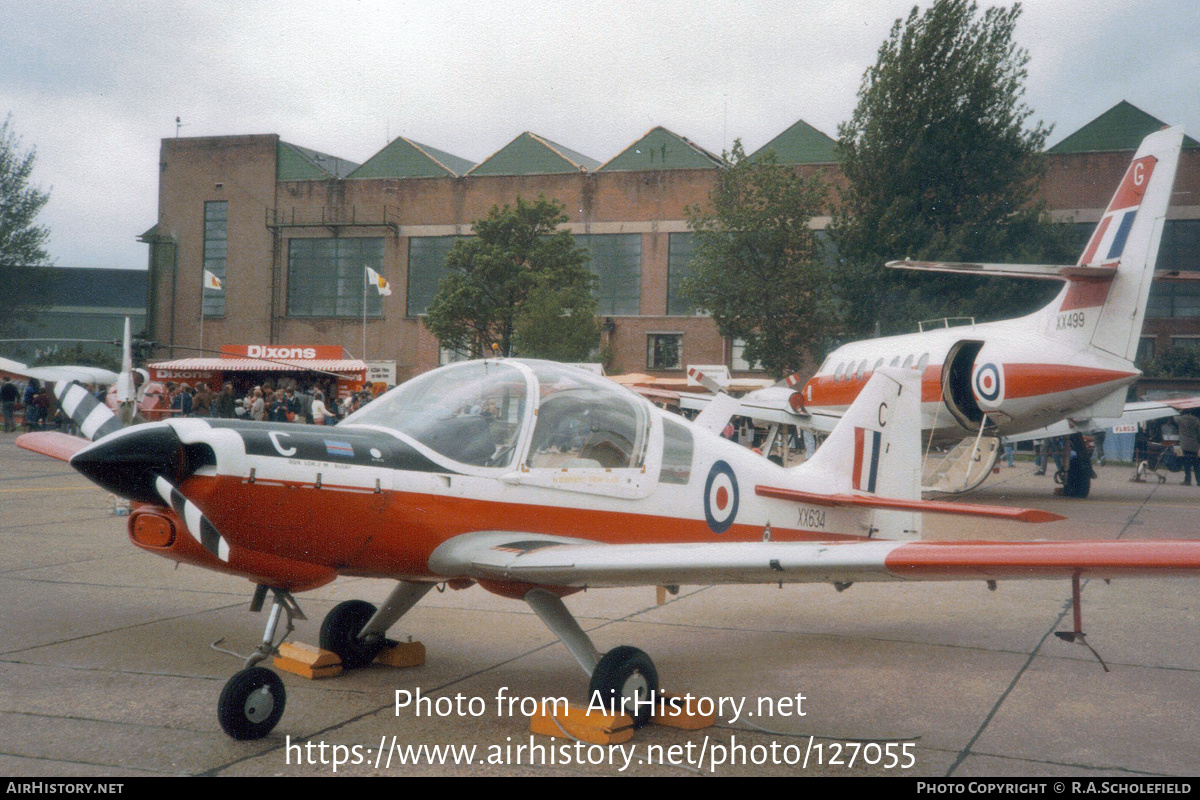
141, 101, 1199, 384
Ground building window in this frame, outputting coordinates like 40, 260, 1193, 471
731, 338, 764, 372
1171, 336, 1200, 351
577, 234, 641, 316
202, 201, 227, 317
439, 345, 470, 365
287, 237, 385, 318
408, 236, 467, 317
1136, 336, 1156, 365
667, 232, 696, 315
647, 333, 682, 370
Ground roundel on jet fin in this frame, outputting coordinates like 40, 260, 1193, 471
972, 362, 1004, 409
704, 460, 739, 534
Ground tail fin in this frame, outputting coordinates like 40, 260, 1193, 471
793, 366, 923, 538
1054, 127, 1184, 361
797, 367, 922, 500
111, 316, 139, 424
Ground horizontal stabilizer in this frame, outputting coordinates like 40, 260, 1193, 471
15, 431, 92, 463
754, 485, 1064, 523
886, 260, 1114, 282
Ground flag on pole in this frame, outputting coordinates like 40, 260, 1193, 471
366, 267, 392, 296
203, 270, 223, 291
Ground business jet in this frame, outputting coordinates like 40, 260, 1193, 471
688, 127, 1188, 496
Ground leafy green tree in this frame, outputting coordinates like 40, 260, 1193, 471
831, 0, 1072, 336
681, 141, 835, 379
0, 115, 53, 339
1142, 346, 1200, 379
424, 196, 598, 360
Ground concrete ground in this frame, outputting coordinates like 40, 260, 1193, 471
2, 432, 1198, 777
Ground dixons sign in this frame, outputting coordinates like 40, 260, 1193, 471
222, 345, 346, 360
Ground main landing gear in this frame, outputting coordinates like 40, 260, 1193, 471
524, 588, 659, 727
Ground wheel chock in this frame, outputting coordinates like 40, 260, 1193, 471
529, 701, 635, 745
653, 692, 716, 730
374, 639, 426, 668
273, 641, 343, 679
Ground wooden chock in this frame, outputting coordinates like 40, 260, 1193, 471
653, 691, 716, 730
273, 641, 343, 680
529, 700, 635, 745
375, 638, 426, 668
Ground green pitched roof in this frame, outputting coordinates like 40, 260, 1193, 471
749, 118, 838, 164
598, 127, 725, 172
348, 137, 475, 179
1048, 101, 1199, 154
466, 132, 598, 176
276, 142, 359, 180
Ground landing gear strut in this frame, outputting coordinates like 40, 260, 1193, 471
213, 586, 304, 740
524, 588, 660, 728
320, 582, 435, 669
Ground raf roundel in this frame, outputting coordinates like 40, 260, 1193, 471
703, 460, 739, 534
973, 362, 1003, 404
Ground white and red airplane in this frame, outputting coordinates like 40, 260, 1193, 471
688, 127, 1189, 496
17, 356, 1200, 740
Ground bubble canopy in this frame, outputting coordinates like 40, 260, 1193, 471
342, 360, 650, 471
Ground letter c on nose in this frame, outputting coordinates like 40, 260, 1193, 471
268, 431, 297, 457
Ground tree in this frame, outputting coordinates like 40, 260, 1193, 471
681, 141, 835, 379
831, 0, 1073, 337
424, 196, 599, 361
0, 114, 53, 339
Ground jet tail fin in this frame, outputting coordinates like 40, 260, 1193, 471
1059, 127, 1184, 362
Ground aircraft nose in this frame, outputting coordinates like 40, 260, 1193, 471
70, 423, 189, 504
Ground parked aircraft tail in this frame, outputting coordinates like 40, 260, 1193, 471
1063, 127, 1183, 362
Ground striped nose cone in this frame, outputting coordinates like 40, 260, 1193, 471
70, 423, 186, 504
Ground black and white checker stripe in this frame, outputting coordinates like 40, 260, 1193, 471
155, 476, 230, 562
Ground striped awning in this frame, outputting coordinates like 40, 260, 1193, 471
149, 357, 367, 375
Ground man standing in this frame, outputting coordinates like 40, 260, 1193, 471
1176, 410, 1200, 486
214, 383, 236, 419
0, 377, 17, 432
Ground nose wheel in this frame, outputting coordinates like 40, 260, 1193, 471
218, 666, 286, 740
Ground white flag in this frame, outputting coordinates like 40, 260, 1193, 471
366, 267, 392, 296
203, 270, 223, 291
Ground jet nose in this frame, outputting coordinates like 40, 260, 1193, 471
70, 423, 189, 504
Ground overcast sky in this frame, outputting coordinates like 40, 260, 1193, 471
2, 0, 1198, 270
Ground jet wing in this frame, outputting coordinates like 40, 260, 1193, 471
1001, 399, 1197, 444
429, 531, 1200, 589
886, 260, 1116, 282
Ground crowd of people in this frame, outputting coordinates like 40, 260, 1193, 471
0, 373, 384, 433
162, 379, 379, 425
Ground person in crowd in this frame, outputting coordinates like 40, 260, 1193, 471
1, 376, 17, 432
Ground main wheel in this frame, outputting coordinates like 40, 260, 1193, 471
588, 646, 658, 728
218, 667, 285, 740
320, 600, 383, 668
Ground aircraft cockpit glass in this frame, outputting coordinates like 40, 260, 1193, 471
343, 361, 527, 468
526, 362, 649, 470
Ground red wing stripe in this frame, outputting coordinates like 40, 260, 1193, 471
755, 485, 1065, 523
885, 540, 1200, 578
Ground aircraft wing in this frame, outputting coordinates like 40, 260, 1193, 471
1001, 400, 1197, 444
429, 531, 1200, 589
679, 385, 841, 432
